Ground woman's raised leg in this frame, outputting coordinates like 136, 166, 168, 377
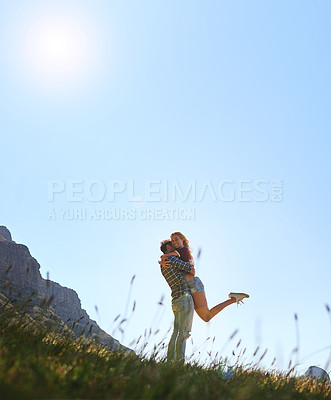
193, 292, 236, 322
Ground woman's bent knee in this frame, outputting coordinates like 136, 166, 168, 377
196, 307, 211, 322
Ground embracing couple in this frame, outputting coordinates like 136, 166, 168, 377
159, 231, 249, 362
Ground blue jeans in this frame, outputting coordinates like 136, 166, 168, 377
167, 293, 194, 362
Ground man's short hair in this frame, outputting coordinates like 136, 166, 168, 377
160, 240, 172, 254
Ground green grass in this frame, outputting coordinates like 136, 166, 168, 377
0, 301, 330, 400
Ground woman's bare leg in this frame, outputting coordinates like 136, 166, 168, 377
193, 292, 236, 322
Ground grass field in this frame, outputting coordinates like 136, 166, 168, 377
0, 298, 330, 400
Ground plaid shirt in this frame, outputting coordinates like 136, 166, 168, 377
160, 256, 193, 303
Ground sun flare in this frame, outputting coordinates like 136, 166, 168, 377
27, 15, 85, 73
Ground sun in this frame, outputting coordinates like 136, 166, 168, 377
27, 15, 85, 73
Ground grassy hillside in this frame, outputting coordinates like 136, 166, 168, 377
0, 298, 330, 399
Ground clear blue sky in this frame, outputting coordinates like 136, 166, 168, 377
1, 0, 331, 375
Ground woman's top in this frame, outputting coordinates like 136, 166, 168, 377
177, 247, 192, 263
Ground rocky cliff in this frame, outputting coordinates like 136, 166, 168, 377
0, 225, 131, 353
0, 226, 12, 241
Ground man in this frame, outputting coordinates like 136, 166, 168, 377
159, 239, 195, 362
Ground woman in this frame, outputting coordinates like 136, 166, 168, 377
161, 231, 249, 322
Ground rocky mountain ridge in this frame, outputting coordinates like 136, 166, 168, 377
0, 225, 131, 353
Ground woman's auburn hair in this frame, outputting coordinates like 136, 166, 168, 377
171, 231, 193, 259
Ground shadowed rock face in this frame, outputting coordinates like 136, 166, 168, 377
0, 227, 131, 353
304, 366, 330, 384
0, 226, 12, 242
